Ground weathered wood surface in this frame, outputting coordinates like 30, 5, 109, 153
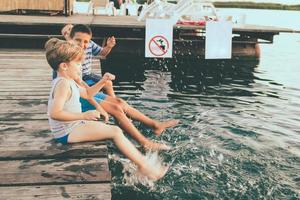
0, 100, 47, 113
0, 121, 107, 160
0, 48, 112, 199
0, 183, 111, 200
0, 14, 297, 33
0, 158, 110, 185
0, 120, 107, 160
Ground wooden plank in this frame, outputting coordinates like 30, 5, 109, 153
0, 120, 107, 159
0, 91, 49, 96
0, 49, 44, 53
0, 112, 47, 119
0, 183, 111, 200
0, 86, 50, 90
0, 73, 51, 78
0, 62, 45, 65
0, 77, 50, 80
0, 33, 61, 40
0, 81, 51, 86
0, 69, 51, 73
0, 119, 49, 131
0, 58, 47, 62
0, 100, 47, 113
0, 79, 50, 83
0, 142, 108, 160
0, 79, 52, 83
0, 96, 49, 100
0, 66, 52, 72
0, 158, 111, 186
0, 79, 51, 83
0, 99, 47, 105
0, 54, 46, 59
0, 80, 51, 84
0, 88, 50, 92
0, 59, 47, 63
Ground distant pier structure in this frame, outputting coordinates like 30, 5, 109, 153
0, 14, 298, 60
0, 0, 74, 16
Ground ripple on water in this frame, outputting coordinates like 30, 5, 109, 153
103, 31, 300, 199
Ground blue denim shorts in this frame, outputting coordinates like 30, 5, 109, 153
82, 73, 102, 86
81, 73, 107, 111
80, 92, 107, 112
55, 134, 69, 145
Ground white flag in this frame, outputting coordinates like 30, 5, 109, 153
205, 21, 232, 59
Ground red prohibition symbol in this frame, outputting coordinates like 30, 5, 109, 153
148, 35, 170, 56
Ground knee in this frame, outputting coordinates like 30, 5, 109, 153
116, 98, 123, 104
110, 103, 124, 114
112, 126, 123, 138
116, 97, 128, 109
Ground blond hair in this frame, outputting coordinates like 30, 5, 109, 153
45, 38, 84, 71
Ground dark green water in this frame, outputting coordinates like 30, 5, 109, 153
102, 9, 300, 200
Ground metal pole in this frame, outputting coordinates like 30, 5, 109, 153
64, 0, 68, 16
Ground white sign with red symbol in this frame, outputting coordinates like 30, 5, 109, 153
145, 19, 173, 58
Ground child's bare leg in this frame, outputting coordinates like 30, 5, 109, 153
104, 96, 179, 136
67, 121, 168, 180
100, 100, 170, 150
103, 80, 115, 97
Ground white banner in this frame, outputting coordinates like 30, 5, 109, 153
145, 19, 173, 58
205, 21, 232, 59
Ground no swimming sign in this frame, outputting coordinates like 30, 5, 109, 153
145, 19, 173, 58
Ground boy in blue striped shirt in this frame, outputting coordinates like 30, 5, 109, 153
69, 24, 116, 97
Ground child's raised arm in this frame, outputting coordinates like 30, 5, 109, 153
99, 36, 116, 58
78, 73, 115, 99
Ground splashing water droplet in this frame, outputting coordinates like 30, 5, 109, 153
117, 151, 167, 189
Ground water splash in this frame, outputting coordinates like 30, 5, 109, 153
111, 151, 168, 190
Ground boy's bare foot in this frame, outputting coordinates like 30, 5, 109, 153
143, 141, 171, 151
153, 119, 179, 136
139, 165, 169, 181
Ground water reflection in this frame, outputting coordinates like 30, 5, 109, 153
102, 56, 300, 200
103, 56, 259, 92
168, 59, 259, 95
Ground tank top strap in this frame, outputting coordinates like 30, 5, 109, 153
50, 77, 67, 98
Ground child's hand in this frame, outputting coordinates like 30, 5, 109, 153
82, 110, 100, 121
61, 24, 73, 41
103, 72, 115, 81
96, 107, 109, 123
106, 36, 116, 48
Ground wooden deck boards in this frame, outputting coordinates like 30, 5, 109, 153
0, 49, 112, 199
0, 184, 112, 200
0, 14, 297, 33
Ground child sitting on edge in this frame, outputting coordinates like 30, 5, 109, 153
60, 24, 179, 151
45, 38, 168, 181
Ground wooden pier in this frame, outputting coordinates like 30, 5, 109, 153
0, 14, 298, 59
0, 49, 112, 199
